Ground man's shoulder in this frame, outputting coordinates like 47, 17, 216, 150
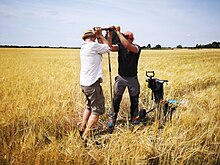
118, 43, 140, 48
81, 41, 95, 47
134, 44, 141, 53
81, 41, 103, 49
92, 42, 108, 48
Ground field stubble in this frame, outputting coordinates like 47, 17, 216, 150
0, 48, 219, 164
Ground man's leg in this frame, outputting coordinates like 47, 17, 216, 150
128, 76, 140, 124
82, 114, 99, 140
130, 95, 139, 119
80, 109, 91, 133
112, 94, 123, 124
109, 76, 126, 127
81, 81, 105, 139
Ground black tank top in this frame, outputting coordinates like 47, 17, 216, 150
117, 43, 141, 77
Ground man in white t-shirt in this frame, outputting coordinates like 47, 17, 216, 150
79, 28, 110, 140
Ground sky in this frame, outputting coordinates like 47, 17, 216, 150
0, 0, 220, 47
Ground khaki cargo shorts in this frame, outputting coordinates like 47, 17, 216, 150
81, 80, 105, 116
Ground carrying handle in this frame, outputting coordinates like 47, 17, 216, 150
146, 71, 155, 78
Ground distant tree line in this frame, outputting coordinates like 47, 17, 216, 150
141, 41, 220, 50
195, 42, 220, 49
0, 45, 80, 49
0, 41, 219, 50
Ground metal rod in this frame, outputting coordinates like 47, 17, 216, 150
108, 51, 114, 115
93, 27, 116, 31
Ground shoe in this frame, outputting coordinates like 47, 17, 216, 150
108, 117, 115, 128
77, 122, 84, 139
108, 118, 115, 134
108, 121, 114, 128
79, 129, 84, 139
132, 116, 140, 125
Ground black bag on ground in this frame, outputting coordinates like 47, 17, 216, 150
147, 79, 164, 103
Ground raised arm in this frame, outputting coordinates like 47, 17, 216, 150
115, 26, 139, 54
94, 27, 111, 48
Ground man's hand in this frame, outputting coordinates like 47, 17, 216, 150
115, 26, 120, 33
108, 26, 116, 31
94, 27, 102, 38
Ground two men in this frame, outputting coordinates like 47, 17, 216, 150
79, 26, 141, 139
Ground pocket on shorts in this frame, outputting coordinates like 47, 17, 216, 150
83, 86, 95, 97
93, 84, 105, 115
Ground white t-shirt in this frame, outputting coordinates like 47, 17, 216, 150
80, 41, 110, 86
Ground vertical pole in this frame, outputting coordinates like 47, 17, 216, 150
108, 51, 113, 114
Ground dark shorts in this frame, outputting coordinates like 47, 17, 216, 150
81, 80, 105, 116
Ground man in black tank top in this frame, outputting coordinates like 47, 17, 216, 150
108, 26, 141, 127
117, 42, 140, 77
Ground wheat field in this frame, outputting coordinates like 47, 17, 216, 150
0, 48, 219, 164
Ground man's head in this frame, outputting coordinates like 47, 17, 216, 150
124, 31, 134, 43
82, 29, 96, 41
